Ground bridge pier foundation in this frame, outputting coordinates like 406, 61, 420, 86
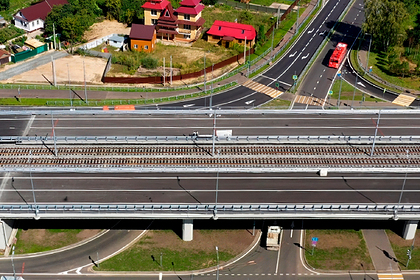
0, 219, 15, 255
402, 220, 418, 240
182, 219, 193, 241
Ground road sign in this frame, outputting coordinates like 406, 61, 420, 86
328, 90, 333, 95
292, 75, 298, 80
369, 66, 372, 73
311, 237, 318, 242
337, 71, 341, 77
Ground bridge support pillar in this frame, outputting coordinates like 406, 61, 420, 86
402, 220, 418, 240
182, 219, 193, 241
0, 219, 15, 254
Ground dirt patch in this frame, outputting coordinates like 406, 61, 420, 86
388, 230, 420, 247
307, 231, 361, 250
3, 55, 107, 85
83, 20, 130, 42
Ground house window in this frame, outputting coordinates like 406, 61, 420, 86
241, 30, 245, 34
32, 22, 34, 26
238, 40, 242, 43
184, 24, 191, 30
145, 45, 149, 50
151, 10, 157, 16
37, 20, 39, 24
218, 26, 221, 31
165, 10, 169, 17
134, 44, 138, 49
184, 34, 190, 39
152, 19, 158, 25
184, 14, 190, 20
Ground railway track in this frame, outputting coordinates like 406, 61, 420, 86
0, 144, 419, 168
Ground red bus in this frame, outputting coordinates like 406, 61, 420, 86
328, 42, 347, 68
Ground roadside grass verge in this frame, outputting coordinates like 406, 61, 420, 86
388, 230, 420, 270
258, 98, 291, 108
14, 229, 100, 254
95, 230, 255, 271
330, 79, 383, 102
305, 230, 374, 271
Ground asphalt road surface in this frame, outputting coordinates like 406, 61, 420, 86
4, 112, 420, 138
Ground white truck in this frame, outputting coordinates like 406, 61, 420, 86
266, 226, 281, 251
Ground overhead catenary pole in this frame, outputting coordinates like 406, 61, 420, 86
29, 151, 39, 218
212, 112, 217, 156
370, 110, 381, 156
395, 150, 410, 220
204, 54, 206, 93
51, 112, 57, 157
67, 64, 72, 108
83, 58, 87, 103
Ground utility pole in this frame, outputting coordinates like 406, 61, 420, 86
170, 55, 172, 85
365, 34, 372, 75
296, 0, 300, 34
52, 56, 56, 86
53, 23, 56, 50
244, 36, 247, 65
351, 72, 358, 108
276, 5, 281, 29
271, 28, 274, 60
163, 57, 165, 86
29, 151, 39, 219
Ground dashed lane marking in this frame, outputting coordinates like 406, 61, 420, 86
294, 95, 324, 107
243, 80, 283, 98
392, 94, 415, 107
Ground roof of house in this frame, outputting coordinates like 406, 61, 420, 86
16, 0, 68, 22
207, 20, 256, 40
25, 38, 45, 49
158, 3, 178, 23
142, 0, 170, 10
176, 4, 204, 15
179, 0, 201, 7
0, 49, 11, 59
129, 24, 156, 41
108, 35, 124, 42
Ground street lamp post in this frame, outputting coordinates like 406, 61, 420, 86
370, 110, 381, 157
351, 72, 358, 108
28, 151, 39, 219
11, 245, 16, 280
215, 246, 219, 280
365, 34, 372, 75
406, 234, 415, 268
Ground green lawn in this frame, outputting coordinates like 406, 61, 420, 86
258, 98, 291, 108
15, 229, 88, 254
0, 0, 33, 20
388, 230, 420, 270
305, 230, 374, 271
330, 78, 383, 102
250, 0, 294, 7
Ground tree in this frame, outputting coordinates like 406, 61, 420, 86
0, 0, 9, 10
105, 0, 121, 20
363, 0, 410, 52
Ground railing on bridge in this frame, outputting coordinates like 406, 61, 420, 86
0, 203, 418, 220
2, 135, 420, 144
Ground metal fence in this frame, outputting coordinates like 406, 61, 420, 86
0, 203, 419, 220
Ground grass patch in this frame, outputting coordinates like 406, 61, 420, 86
368, 50, 420, 92
388, 230, 420, 270
250, 0, 294, 6
95, 230, 254, 271
330, 79, 383, 102
0, 0, 33, 21
305, 230, 374, 271
14, 229, 99, 254
258, 97, 291, 108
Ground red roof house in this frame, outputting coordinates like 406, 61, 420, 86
175, 0, 205, 42
142, 0, 170, 26
157, 3, 179, 40
207, 20, 256, 48
13, 0, 68, 32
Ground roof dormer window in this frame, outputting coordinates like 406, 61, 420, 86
165, 10, 169, 17
241, 30, 245, 34
218, 26, 221, 31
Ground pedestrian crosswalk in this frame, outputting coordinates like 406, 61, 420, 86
243, 80, 283, 98
392, 94, 415, 106
294, 95, 324, 107
377, 273, 404, 280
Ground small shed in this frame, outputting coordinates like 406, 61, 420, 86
24, 39, 47, 54
129, 24, 156, 53
108, 35, 125, 49
0, 16, 6, 28
0, 49, 11, 65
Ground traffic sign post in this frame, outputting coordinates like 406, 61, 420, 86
311, 237, 318, 255
292, 75, 298, 91
337, 72, 343, 107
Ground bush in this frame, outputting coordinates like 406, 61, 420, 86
141, 56, 158, 69
0, 25, 25, 44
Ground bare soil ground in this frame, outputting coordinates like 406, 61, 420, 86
4, 55, 107, 85
83, 20, 130, 41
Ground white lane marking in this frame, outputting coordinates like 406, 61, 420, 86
183, 104, 194, 108
261, 74, 278, 82
275, 228, 283, 274
320, 75, 322, 78
357, 81, 366, 87
308, 28, 314, 34
289, 51, 297, 57
76, 267, 82, 274
277, 80, 292, 86
301, 53, 310, 59
0, 173, 10, 200
245, 100, 255, 105
23, 115, 35, 136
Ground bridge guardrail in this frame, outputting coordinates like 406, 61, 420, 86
0, 203, 418, 220
2, 135, 420, 144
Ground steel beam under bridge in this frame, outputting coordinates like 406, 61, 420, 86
1, 203, 420, 220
